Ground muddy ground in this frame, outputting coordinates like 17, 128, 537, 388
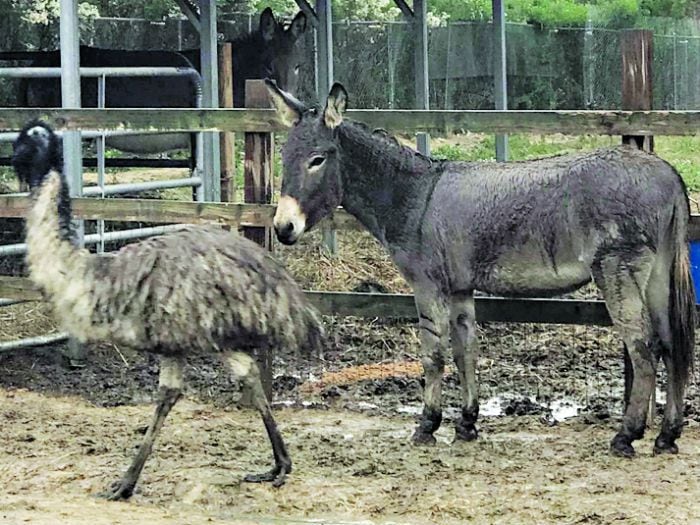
2, 314, 700, 525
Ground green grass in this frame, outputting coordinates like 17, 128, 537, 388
432, 133, 700, 193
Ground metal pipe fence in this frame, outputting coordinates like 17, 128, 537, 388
0, 65, 205, 351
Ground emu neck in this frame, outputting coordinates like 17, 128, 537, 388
25, 171, 85, 296
338, 122, 439, 248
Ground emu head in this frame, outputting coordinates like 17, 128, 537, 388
12, 120, 62, 189
255, 8, 307, 101
265, 79, 348, 245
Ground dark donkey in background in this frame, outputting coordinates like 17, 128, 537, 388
18, 8, 307, 153
266, 79, 696, 457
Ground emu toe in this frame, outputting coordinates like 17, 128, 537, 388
653, 435, 679, 455
243, 464, 290, 488
411, 429, 437, 446
610, 435, 636, 458
98, 480, 135, 501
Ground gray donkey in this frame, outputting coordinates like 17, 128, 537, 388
265, 79, 696, 457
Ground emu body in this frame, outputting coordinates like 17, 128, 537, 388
13, 121, 323, 499
267, 80, 696, 457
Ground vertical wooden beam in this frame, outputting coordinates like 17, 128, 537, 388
621, 29, 654, 152
218, 42, 235, 202
492, 0, 508, 162
414, 0, 430, 156
315, 0, 337, 254
243, 80, 274, 250
620, 28, 655, 428
244, 79, 274, 402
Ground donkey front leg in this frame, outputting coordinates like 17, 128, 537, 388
412, 290, 450, 446
450, 293, 480, 442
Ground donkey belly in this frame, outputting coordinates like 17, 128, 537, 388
481, 243, 592, 297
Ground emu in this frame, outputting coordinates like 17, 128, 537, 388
267, 80, 696, 458
11, 120, 324, 499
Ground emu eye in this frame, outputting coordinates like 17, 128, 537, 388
308, 156, 325, 170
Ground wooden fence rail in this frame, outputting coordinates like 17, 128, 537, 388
2, 108, 700, 135
0, 275, 614, 325
1, 196, 700, 240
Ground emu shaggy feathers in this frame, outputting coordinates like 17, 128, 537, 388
13, 120, 324, 497
90, 225, 324, 354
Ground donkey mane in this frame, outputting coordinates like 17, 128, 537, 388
339, 119, 437, 175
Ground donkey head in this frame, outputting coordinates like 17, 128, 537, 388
255, 8, 307, 100
266, 79, 349, 245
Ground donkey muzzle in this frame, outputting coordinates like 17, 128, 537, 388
273, 196, 306, 245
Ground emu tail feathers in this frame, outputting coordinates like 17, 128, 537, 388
669, 198, 696, 397
299, 303, 326, 356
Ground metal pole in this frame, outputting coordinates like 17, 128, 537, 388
315, 0, 337, 254
97, 74, 106, 254
200, 0, 221, 203
414, 0, 430, 156
492, 0, 508, 161
60, 0, 86, 366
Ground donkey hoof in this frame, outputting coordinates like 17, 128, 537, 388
653, 436, 679, 455
610, 436, 635, 458
411, 430, 437, 446
454, 425, 478, 442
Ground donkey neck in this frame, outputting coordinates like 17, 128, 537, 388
337, 122, 440, 248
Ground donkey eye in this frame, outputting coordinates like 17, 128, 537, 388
308, 156, 325, 169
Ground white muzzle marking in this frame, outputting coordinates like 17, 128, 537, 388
274, 196, 306, 240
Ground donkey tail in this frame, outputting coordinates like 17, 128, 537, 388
668, 196, 696, 392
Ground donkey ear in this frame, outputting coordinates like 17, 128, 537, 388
287, 11, 307, 40
264, 78, 304, 127
323, 83, 348, 129
260, 7, 277, 42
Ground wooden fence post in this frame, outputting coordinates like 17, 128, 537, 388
621, 29, 654, 152
621, 29, 655, 427
218, 43, 235, 203
244, 79, 274, 402
243, 79, 274, 249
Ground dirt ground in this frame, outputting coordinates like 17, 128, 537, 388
2, 314, 700, 525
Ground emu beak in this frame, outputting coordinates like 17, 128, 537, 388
273, 196, 306, 245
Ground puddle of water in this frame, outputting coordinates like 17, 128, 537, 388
396, 394, 585, 422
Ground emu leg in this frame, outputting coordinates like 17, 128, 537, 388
226, 352, 291, 487
450, 294, 480, 442
101, 356, 184, 501
411, 291, 449, 446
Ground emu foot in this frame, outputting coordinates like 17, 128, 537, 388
610, 434, 636, 458
653, 434, 679, 455
98, 479, 135, 501
411, 429, 437, 446
454, 423, 479, 443
243, 463, 290, 488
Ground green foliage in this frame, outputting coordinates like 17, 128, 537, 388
431, 0, 697, 27
431, 134, 700, 194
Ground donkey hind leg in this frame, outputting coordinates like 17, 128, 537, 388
594, 253, 656, 458
411, 290, 450, 446
225, 351, 291, 487
645, 252, 685, 455
101, 356, 185, 501
450, 293, 480, 442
